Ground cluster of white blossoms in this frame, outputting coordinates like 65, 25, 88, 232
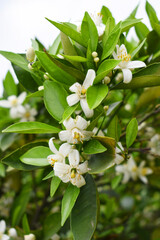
115, 156, 153, 184
0, 92, 37, 122
0, 219, 17, 240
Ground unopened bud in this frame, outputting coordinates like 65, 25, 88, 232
28, 63, 33, 70
92, 51, 98, 58
24, 234, 36, 240
26, 47, 35, 62
38, 86, 44, 91
102, 76, 111, 85
94, 57, 99, 63
115, 72, 123, 82
104, 105, 109, 111
44, 73, 49, 80
8, 228, 17, 238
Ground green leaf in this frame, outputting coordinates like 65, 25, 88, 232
61, 184, 80, 226
22, 214, 30, 234
135, 22, 149, 41
0, 163, 5, 177
20, 146, 52, 166
26, 90, 44, 99
61, 103, 79, 123
94, 59, 121, 84
61, 54, 88, 62
87, 84, 108, 109
3, 122, 61, 134
102, 23, 121, 60
44, 80, 68, 121
101, 5, 115, 26
3, 71, 17, 96
46, 18, 87, 47
121, 18, 142, 32
102, 17, 115, 47
0, 133, 18, 151
107, 116, 121, 142
81, 12, 98, 52
111, 175, 122, 189
43, 213, 61, 240
146, 1, 159, 29
83, 139, 107, 154
31, 39, 39, 51
113, 63, 160, 89
43, 170, 54, 180
130, 38, 146, 58
1, 141, 48, 170
126, 118, 138, 148
89, 136, 116, 173
35, 51, 76, 85
49, 34, 61, 55
71, 174, 98, 240
50, 176, 61, 197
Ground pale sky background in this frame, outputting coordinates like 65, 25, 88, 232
0, 0, 160, 96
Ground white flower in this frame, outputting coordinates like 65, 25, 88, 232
115, 156, 153, 184
92, 127, 104, 137
47, 137, 73, 166
0, 92, 27, 119
24, 233, 36, 240
0, 220, 9, 240
38, 86, 44, 91
8, 228, 17, 238
115, 142, 124, 165
54, 149, 88, 188
148, 134, 160, 155
67, 69, 95, 118
26, 47, 36, 62
113, 44, 146, 84
51, 234, 60, 240
59, 116, 93, 144
90, 12, 105, 36
19, 104, 37, 122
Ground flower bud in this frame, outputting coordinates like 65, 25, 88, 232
102, 76, 111, 85
26, 47, 35, 62
8, 228, 17, 238
94, 57, 99, 63
92, 51, 98, 58
28, 63, 33, 70
44, 73, 49, 80
24, 233, 36, 240
115, 72, 123, 82
104, 105, 109, 111
38, 86, 44, 91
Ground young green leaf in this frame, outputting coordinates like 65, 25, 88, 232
146, 1, 159, 29
71, 174, 98, 240
43, 171, 55, 180
22, 215, 30, 234
83, 139, 107, 154
43, 213, 61, 240
49, 34, 61, 55
61, 103, 79, 123
50, 176, 61, 197
3, 122, 61, 134
135, 22, 149, 41
87, 84, 108, 109
20, 146, 52, 166
130, 38, 146, 59
61, 184, 80, 226
121, 18, 142, 32
44, 80, 68, 121
107, 116, 121, 142
126, 118, 138, 148
3, 71, 17, 96
101, 5, 115, 26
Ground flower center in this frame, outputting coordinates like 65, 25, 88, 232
50, 158, 57, 166
73, 128, 84, 143
118, 52, 131, 62
81, 88, 86, 95
24, 112, 31, 118
70, 168, 77, 178
132, 166, 137, 172
141, 168, 147, 176
11, 99, 18, 106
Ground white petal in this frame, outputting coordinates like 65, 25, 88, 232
112, 51, 118, 60
24, 234, 36, 240
69, 82, 82, 92
71, 174, 86, 188
122, 68, 132, 84
128, 157, 136, 170
49, 137, 58, 154
2, 234, 10, 240
59, 143, 73, 157
83, 69, 95, 89
17, 92, 27, 104
75, 115, 88, 130
59, 130, 71, 142
115, 154, 124, 165
0, 220, 6, 233
127, 60, 146, 69
67, 94, 80, 106
80, 99, 94, 118
63, 117, 76, 129
69, 149, 80, 166
48, 154, 63, 164
78, 161, 88, 174
8, 228, 17, 237
119, 44, 127, 54
54, 162, 70, 175
122, 172, 131, 184
115, 165, 125, 174
0, 100, 11, 108
82, 130, 93, 140
114, 65, 121, 69
139, 176, 148, 184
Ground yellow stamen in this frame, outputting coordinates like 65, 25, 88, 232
141, 168, 147, 176
81, 88, 87, 95
71, 169, 76, 178
132, 166, 137, 172
24, 112, 31, 118
118, 53, 131, 62
50, 158, 57, 166
11, 99, 18, 105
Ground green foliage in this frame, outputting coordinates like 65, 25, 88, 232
126, 118, 138, 148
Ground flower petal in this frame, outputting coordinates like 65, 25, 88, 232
2, 234, 10, 240
78, 161, 88, 174
49, 137, 58, 154
127, 60, 146, 69
75, 115, 88, 130
63, 117, 76, 129
71, 174, 86, 188
0, 220, 6, 233
115, 154, 124, 165
17, 92, 27, 104
69, 82, 82, 92
59, 130, 72, 142
59, 143, 73, 157
54, 162, 70, 175
48, 154, 63, 164
69, 149, 80, 166
67, 94, 80, 106
0, 100, 11, 108
139, 175, 148, 184
122, 68, 132, 84
122, 172, 131, 184
83, 69, 95, 89
8, 228, 17, 237
82, 130, 93, 140
112, 51, 118, 60
80, 98, 94, 118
